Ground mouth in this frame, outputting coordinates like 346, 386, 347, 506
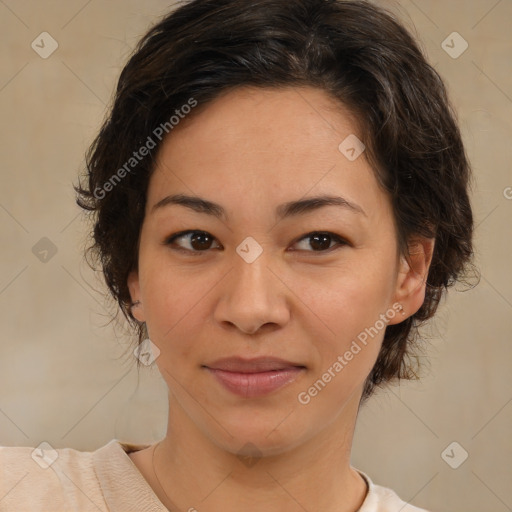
203, 357, 306, 398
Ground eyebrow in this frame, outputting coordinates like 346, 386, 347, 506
150, 193, 366, 219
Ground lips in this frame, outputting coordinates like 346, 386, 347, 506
203, 357, 306, 398
206, 356, 304, 373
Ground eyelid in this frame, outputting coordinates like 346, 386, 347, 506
163, 230, 350, 254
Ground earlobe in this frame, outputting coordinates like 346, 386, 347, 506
127, 270, 146, 323
388, 237, 435, 325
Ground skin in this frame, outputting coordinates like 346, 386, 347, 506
126, 86, 434, 512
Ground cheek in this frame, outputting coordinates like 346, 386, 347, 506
288, 258, 396, 401
140, 258, 216, 356
297, 258, 395, 337
292, 275, 390, 411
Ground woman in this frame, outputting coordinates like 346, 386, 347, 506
0, 0, 474, 510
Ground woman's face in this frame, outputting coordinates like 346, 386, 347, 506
128, 86, 422, 457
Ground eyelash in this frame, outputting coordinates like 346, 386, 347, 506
163, 230, 350, 255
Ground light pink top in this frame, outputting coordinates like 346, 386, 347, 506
0, 439, 429, 511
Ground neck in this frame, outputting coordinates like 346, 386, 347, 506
151, 390, 368, 512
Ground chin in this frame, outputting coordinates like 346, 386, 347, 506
205, 408, 312, 458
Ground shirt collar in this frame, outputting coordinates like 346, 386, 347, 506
94, 439, 382, 512
93, 439, 168, 512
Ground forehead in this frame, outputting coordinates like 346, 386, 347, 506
147, 86, 389, 223
157, 86, 362, 164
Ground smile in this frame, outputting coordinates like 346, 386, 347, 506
206, 366, 305, 398
203, 357, 306, 398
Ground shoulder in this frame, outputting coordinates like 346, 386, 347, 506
0, 439, 165, 512
357, 470, 431, 512
0, 442, 109, 512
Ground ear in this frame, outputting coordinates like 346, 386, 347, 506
387, 237, 435, 325
127, 269, 146, 323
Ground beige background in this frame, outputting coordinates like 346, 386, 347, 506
1, 1, 511, 510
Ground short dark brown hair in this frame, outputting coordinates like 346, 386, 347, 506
75, 0, 476, 400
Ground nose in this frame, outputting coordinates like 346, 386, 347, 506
213, 250, 290, 335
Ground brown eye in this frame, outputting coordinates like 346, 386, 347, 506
164, 230, 348, 255
291, 232, 348, 253
188, 232, 215, 250
164, 230, 221, 253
